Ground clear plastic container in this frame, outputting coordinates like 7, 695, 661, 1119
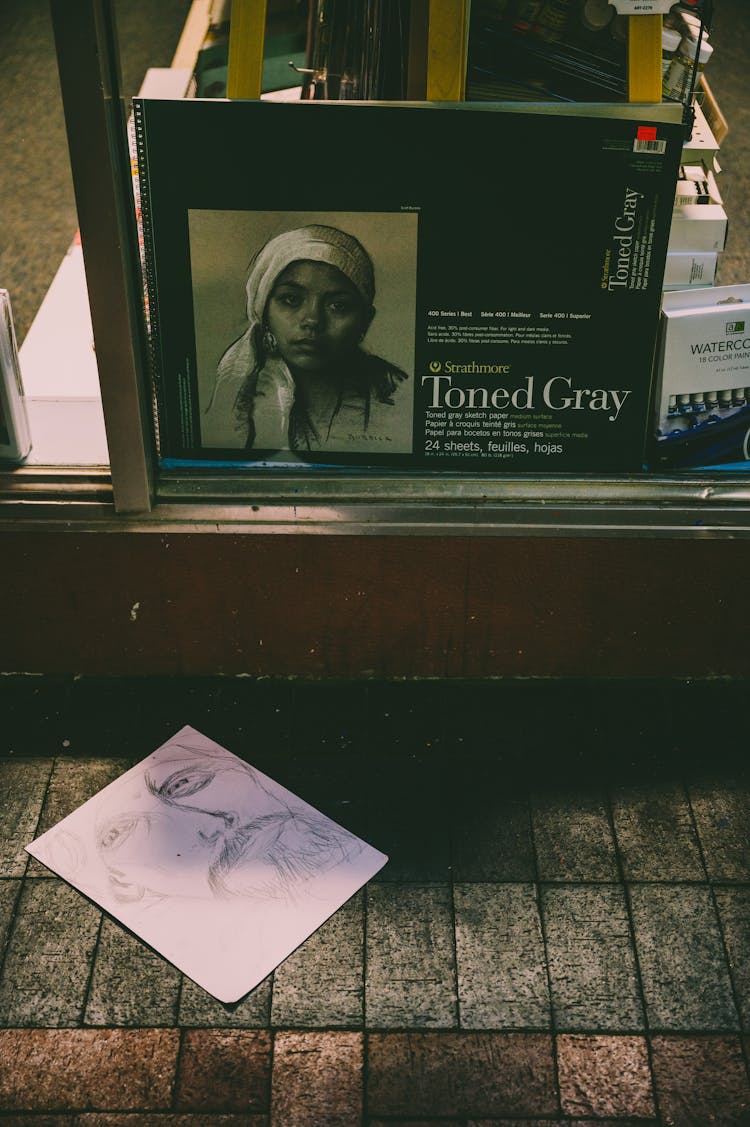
661, 26, 683, 84
581, 0, 614, 32
664, 35, 713, 102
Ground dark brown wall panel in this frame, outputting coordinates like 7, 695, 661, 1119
2, 531, 748, 678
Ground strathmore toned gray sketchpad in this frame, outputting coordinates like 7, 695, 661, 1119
26, 725, 387, 1003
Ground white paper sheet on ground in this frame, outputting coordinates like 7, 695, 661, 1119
26, 725, 387, 1003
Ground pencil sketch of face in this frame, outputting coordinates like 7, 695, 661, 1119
94, 739, 360, 904
26, 725, 387, 1003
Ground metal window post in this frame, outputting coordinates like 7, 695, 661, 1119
50, 0, 153, 513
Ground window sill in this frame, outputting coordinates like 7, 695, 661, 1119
7, 233, 750, 537
3, 464, 750, 537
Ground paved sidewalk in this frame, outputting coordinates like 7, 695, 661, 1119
1, 678, 749, 1124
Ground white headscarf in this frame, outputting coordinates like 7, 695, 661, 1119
245, 224, 375, 326
202, 225, 376, 448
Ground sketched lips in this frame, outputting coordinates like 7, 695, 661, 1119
291, 338, 323, 354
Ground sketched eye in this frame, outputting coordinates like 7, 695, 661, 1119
99, 815, 140, 851
328, 298, 356, 316
158, 768, 214, 802
274, 290, 302, 309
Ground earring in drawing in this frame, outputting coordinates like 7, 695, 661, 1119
263, 328, 279, 355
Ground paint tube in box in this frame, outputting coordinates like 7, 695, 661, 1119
651, 285, 750, 467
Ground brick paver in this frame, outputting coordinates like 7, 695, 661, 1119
610, 782, 706, 881
84, 917, 181, 1027
271, 892, 363, 1027
0, 878, 21, 961
365, 884, 457, 1028
466, 1121, 567, 1127
174, 1030, 271, 1112
629, 883, 739, 1030
468, 1122, 660, 1127
651, 1034, 750, 1124
0, 759, 52, 877
0, 880, 101, 1027
270, 1031, 363, 1126
454, 883, 550, 1029
557, 1034, 655, 1118
451, 795, 536, 882
715, 886, 750, 1032
370, 1120, 463, 1127
466, 1122, 561, 1127
178, 973, 272, 1029
0, 1115, 74, 1126
367, 1032, 557, 1118
689, 779, 750, 881
531, 790, 619, 881
0, 1029, 179, 1111
542, 884, 644, 1031
77, 1117, 268, 1126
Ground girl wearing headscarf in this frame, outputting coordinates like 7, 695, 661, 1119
202, 224, 410, 454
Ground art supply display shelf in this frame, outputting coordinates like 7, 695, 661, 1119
2, 0, 745, 540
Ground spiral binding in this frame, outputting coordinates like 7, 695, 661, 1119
130, 100, 163, 455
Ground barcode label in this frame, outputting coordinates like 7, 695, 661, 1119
633, 138, 667, 154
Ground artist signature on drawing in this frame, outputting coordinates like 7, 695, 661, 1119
346, 434, 392, 443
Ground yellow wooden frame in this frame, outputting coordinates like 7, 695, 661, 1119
226, 0, 267, 100
628, 13, 663, 103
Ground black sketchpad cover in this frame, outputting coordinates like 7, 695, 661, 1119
133, 97, 684, 473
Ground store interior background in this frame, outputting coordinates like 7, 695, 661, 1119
1, 0, 749, 343
2, 3, 750, 1124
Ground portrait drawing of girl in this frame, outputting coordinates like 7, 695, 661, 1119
198, 216, 416, 457
26, 727, 387, 1002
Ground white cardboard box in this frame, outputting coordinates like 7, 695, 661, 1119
668, 203, 728, 252
663, 250, 718, 288
681, 101, 721, 173
653, 284, 750, 438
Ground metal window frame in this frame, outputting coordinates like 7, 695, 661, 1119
50, 0, 154, 514
34, 0, 750, 538
4, 463, 750, 536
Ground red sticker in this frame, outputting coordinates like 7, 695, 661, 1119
637, 126, 658, 141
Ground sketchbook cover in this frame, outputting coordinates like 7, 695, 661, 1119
133, 97, 684, 473
26, 726, 387, 1003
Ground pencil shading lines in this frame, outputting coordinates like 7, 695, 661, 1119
24, 725, 387, 1003
208, 810, 363, 901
